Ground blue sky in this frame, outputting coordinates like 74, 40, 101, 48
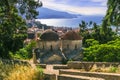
40, 0, 107, 15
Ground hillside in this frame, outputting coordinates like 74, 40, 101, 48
36, 7, 79, 19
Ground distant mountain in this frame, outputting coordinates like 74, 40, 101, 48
36, 7, 79, 19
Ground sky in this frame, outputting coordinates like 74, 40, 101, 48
40, 0, 107, 16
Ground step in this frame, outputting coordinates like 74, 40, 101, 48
59, 69, 120, 80
58, 74, 104, 80
36, 64, 46, 69
53, 65, 69, 69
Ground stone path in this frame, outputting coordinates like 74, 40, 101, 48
44, 65, 59, 75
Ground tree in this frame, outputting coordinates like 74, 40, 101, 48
79, 21, 93, 46
104, 0, 120, 32
0, 0, 42, 58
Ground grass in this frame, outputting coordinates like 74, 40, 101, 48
90, 65, 120, 73
0, 60, 44, 80
76, 64, 120, 74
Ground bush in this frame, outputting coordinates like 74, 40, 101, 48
84, 39, 99, 47
11, 40, 36, 59
83, 38, 120, 62
109, 66, 118, 73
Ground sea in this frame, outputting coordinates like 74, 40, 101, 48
36, 15, 104, 28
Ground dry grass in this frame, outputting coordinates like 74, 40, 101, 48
90, 65, 120, 73
77, 65, 120, 74
0, 60, 44, 80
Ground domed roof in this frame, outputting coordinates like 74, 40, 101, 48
61, 30, 82, 40
40, 30, 59, 41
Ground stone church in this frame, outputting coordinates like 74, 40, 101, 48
34, 30, 83, 64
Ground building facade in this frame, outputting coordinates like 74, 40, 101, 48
35, 30, 83, 64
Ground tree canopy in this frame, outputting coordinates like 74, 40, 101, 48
0, 0, 42, 58
104, 0, 120, 32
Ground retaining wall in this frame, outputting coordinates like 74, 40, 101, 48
68, 61, 120, 69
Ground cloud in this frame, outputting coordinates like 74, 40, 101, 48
40, 0, 107, 15
91, 0, 106, 2
90, 0, 107, 6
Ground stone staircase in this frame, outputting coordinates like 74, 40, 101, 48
41, 64, 120, 80
58, 74, 104, 80
42, 65, 105, 80
58, 70, 104, 80
59, 69, 120, 80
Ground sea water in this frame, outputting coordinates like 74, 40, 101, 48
36, 15, 104, 28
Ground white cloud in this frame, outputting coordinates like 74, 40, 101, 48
91, 0, 107, 2
68, 7, 107, 15
40, 0, 107, 15
90, 0, 107, 6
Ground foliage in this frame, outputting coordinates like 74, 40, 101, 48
0, 0, 42, 58
79, 21, 116, 46
104, 0, 120, 32
83, 38, 120, 62
80, 0, 120, 62
109, 66, 118, 73
11, 40, 36, 59
79, 21, 94, 45
0, 60, 44, 80
90, 65, 120, 73
79, 21, 92, 36
36, 66, 44, 78
84, 39, 99, 48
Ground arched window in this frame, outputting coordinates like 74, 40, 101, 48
50, 45, 53, 51
67, 44, 69, 49
42, 45, 44, 50
75, 44, 77, 50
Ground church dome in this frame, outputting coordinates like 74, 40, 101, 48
40, 30, 59, 41
61, 30, 82, 40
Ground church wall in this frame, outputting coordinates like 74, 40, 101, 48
36, 40, 82, 63
36, 40, 82, 51
37, 41, 60, 51
62, 40, 82, 50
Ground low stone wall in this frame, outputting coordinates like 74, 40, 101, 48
59, 70, 120, 80
0, 59, 30, 66
68, 61, 120, 69
53, 65, 69, 69
58, 74, 88, 80
58, 74, 104, 80
36, 64, 46, 69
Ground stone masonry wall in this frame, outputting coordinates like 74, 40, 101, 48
68, 61, 120, 69
36, 40, 82, 64
37, 40, 82, 51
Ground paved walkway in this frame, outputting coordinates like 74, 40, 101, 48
28, 60, 59, 75
44, 65, 59, 75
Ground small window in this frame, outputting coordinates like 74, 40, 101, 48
75, 44, 77, 50
50, 45, 53, 51
42, 45, 44, 50
67, 44, 69, 49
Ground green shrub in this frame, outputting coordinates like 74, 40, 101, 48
84, 39, 99, 47
83, 38, 120, 62
11, 40, 36, 59
109, 66, 118, 73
